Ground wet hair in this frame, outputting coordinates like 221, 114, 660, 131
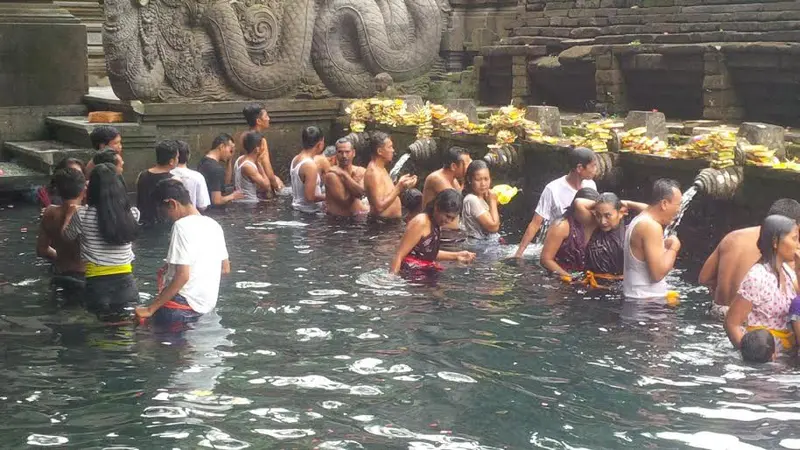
155, 140, 179, 166
768, 198, 800, 223
153, 178, 191, 206
369, 131, 390, 157
89, 125, 120, 150
176, 140, 190, 165
757, 214, 797, 271
650, 178, 681, 205
323, 145, 337, 158
242, 131, 264, 154
54, 157, 85, 174
335, 137, 352, 148
302, 126, 324, 149
87, 163, 139, 245
426, 188, 463, 218
52, 167, 85, 200
92, 149, 119, 167
740, 329, 775, 364
243, 104, 266, 128
211, 133, 233, 150
564, 187, 600, 217
443, 146, 467, 169
464, 160, 489, 196
401, 188, 423, 214
596, 192, 623, 210
567, 147, 595, 170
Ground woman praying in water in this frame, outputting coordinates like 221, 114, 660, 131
390, 189, 476, 274
540, 188, 600, 279
460, 160, 501, 242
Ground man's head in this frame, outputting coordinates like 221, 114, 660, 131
52, 167, 86, 201
155, 140, 180, 168
176, 140, 191, 166
302, 126, 325, 154
741, 328, 775, 363
92, 149, 124, 174
369, 131, 393, 162
243, 104, 269, 130
443, 146, 472, 178
323, 145, 338, 168
154, 178, 193, 222
89, 125, 122, 153
768, 198, 800, 223
211, 133, 236, 162
243, 131, 265, 155
567, 147, 597, 181
334, 137, 355, 168
649, 178, 682, 225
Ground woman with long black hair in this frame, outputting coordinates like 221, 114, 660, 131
63, 163, 141, 322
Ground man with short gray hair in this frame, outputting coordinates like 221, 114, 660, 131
324, 138, 368, 216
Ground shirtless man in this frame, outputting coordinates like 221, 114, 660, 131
623, 178, 682, 299
36, 167, 86, 304
238, 104, 284, 193
699, 198, 800, 317
324, 138, 368, 217
363, 131, 417, 220
421, 146, 472, 208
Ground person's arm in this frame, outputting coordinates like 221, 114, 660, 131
222, 259, 231, 275
515, 213, 544, 258
472, 193, 500, 233
572, 198, 596, 225
196, 179, 211, 212
61, 204, 81, 240
242, 162, 273, 193
367, 173, 412, 215
301, 162, 325, 203
622, 200, 648, 213
641, 222, 680, 282
698, 245, 720, 288
224, 157, 234, 186
36, 209, 57, 261
135, 264, 190, 318
211, 190, 243, 205
436, 249, 476, 264
389, 217, 427, 274
258, 144, 284, 190
540, 219, 571, 277
324, 172, 349, 205
724, 295, 752, 348
334, 168, 366, 198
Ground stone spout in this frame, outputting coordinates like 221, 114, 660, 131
693, 166, 743, 199
408, 138, 438, 163
483, 145, 520, 169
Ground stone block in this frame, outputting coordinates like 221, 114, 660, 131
595, 54, 614, 70
738, 122, 787, 157
525, 106, 563, 136
702, 74, 733, 90
442, 99, 478, 123
703, 90, 741, 108
595, 69, 624, 85
400, 95, 424, 111
625, 111, 667, 141
626, 53, 666, 70
703, 106, 745, 121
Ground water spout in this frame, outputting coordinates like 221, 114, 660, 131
483, 144, 520, 169
692, 166, 743, 200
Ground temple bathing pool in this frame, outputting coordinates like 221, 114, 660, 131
2, 198, 800, 450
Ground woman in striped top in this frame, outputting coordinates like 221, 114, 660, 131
63, 163, 141, 322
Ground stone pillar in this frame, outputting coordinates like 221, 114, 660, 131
595, 50, 627, 114
511, 55, 528, 106
739, 122, 786, 159
54, 0, 106, 86
0, 0, 87, 106
702, 49, 744, 122
525, 105, 562, 136
625, 110, 667, 141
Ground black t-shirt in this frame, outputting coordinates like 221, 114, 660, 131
136, 170, 173, 226
197, 156, 225, 196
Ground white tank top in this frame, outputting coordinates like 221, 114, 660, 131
234, 156, 259, 203
290, 157, 322, 213
623, 213, 669, 299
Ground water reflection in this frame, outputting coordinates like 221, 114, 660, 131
0, 198, 799, 448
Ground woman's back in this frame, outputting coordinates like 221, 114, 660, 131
554, 215, 588, 272
64, 205, 139, 269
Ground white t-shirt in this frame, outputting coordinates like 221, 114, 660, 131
534, 176, 597, 222
165, 214, 228, 314
172, 167, 211, 210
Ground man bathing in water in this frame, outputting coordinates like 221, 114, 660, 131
421, 146, 471, 208
364, 131, 417, 220
699, 198, 800, 317
290, 126, 326, 214
324, 138, 368, 217
238, 104, 284, 194
623, 178, 682, 299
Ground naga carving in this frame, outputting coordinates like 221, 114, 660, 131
102, 0, 445, 101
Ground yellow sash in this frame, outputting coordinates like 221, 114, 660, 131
85, 262, 132, 278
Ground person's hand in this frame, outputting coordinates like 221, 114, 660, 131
135, 306, 153, 319
231, 190, 245, 201
665, 235, 681, 253
329, 166, 344, 177
273, 177, 285, 191
486, 189, 498, 204
398, 174, 415, 190
457, 251, 476, 264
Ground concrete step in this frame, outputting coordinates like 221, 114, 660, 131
2, 140, 94, 174
46, 116, 149, 149
0, 161, 48, 195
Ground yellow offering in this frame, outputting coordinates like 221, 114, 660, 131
491, 185, 519, 205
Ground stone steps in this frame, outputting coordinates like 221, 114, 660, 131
46, 116, 149, 149
0, 161, 48, 194
2, 140, 94, 175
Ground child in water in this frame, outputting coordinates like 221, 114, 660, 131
390, 189, 476, 274
63, 163, 140, 322
740, 328, 775, 363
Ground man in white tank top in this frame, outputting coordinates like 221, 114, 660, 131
623, 179, 683, 299
290, 126, 326, 213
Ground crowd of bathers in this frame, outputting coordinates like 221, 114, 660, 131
33, 104, 800, 364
